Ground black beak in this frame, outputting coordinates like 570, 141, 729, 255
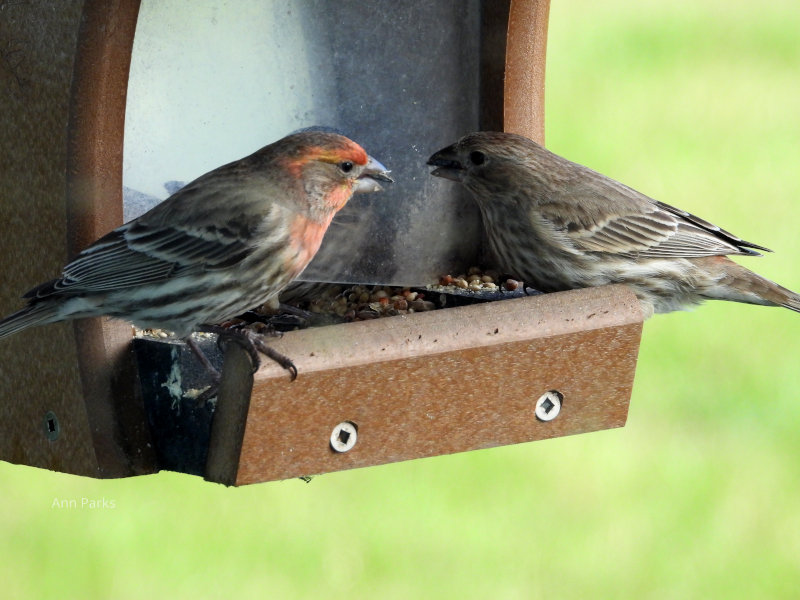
427, 144, 465, 182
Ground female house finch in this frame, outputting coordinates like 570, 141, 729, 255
0, 131, 391, 380
428, 131, 800, 316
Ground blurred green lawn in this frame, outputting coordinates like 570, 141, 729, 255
2, 1, 800, 598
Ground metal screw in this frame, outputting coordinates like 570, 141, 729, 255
44, 411, 60, 441
535, 391, 563, 422
330, 421, 358, 453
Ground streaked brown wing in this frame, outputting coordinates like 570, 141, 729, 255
25, 221, 256, 298
540, 181, 769, 259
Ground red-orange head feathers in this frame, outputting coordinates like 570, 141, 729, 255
265, 131, 392, 219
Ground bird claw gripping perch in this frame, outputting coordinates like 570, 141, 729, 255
191, 323, 298, 395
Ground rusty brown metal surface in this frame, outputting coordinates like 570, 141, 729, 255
479, 0, 511, 131
0, 0, 98, 476
0, 0, 153, 477
206, 343, 255, 486
67, 0, 155, 477
216, 285, 643, 485
504, 0, 550, 143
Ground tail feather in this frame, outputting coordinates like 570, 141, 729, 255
0, 302, 60, 340
733, 268, 800, 313
775, 287, 800, 313
698, 257, 800, 313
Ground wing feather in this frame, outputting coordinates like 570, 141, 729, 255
540, 177, 770, 259
25, 219, 259, 299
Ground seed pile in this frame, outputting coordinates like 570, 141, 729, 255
430, 267, 522, 294
136, 267, 527, 337
302, 285, 436, 321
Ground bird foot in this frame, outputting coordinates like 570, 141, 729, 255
196, 324, 298, 380
184, 335, 223, 403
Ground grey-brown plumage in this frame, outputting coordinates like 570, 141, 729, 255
428, 131, 800, 316
0, 132, 391, 341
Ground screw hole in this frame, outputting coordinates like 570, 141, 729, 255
330, 421, 358, 453
337, 429, 351, 445
44, 411, 60, 441
535, 391, 563, 422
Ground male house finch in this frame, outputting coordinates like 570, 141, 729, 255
428, 131, 800, 316
0, 131, 391, 381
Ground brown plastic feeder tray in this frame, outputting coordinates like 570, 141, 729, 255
0, 0, 643, 484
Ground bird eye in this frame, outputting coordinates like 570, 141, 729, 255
339, 161, 354, 173
469, 150, 486, 166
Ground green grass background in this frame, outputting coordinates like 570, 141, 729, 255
2, 1, 800, 597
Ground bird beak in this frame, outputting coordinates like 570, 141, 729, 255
355, 156, 393, 194
427, 144, 465, 182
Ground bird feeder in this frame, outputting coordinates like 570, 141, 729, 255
0, 0, 642, 485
